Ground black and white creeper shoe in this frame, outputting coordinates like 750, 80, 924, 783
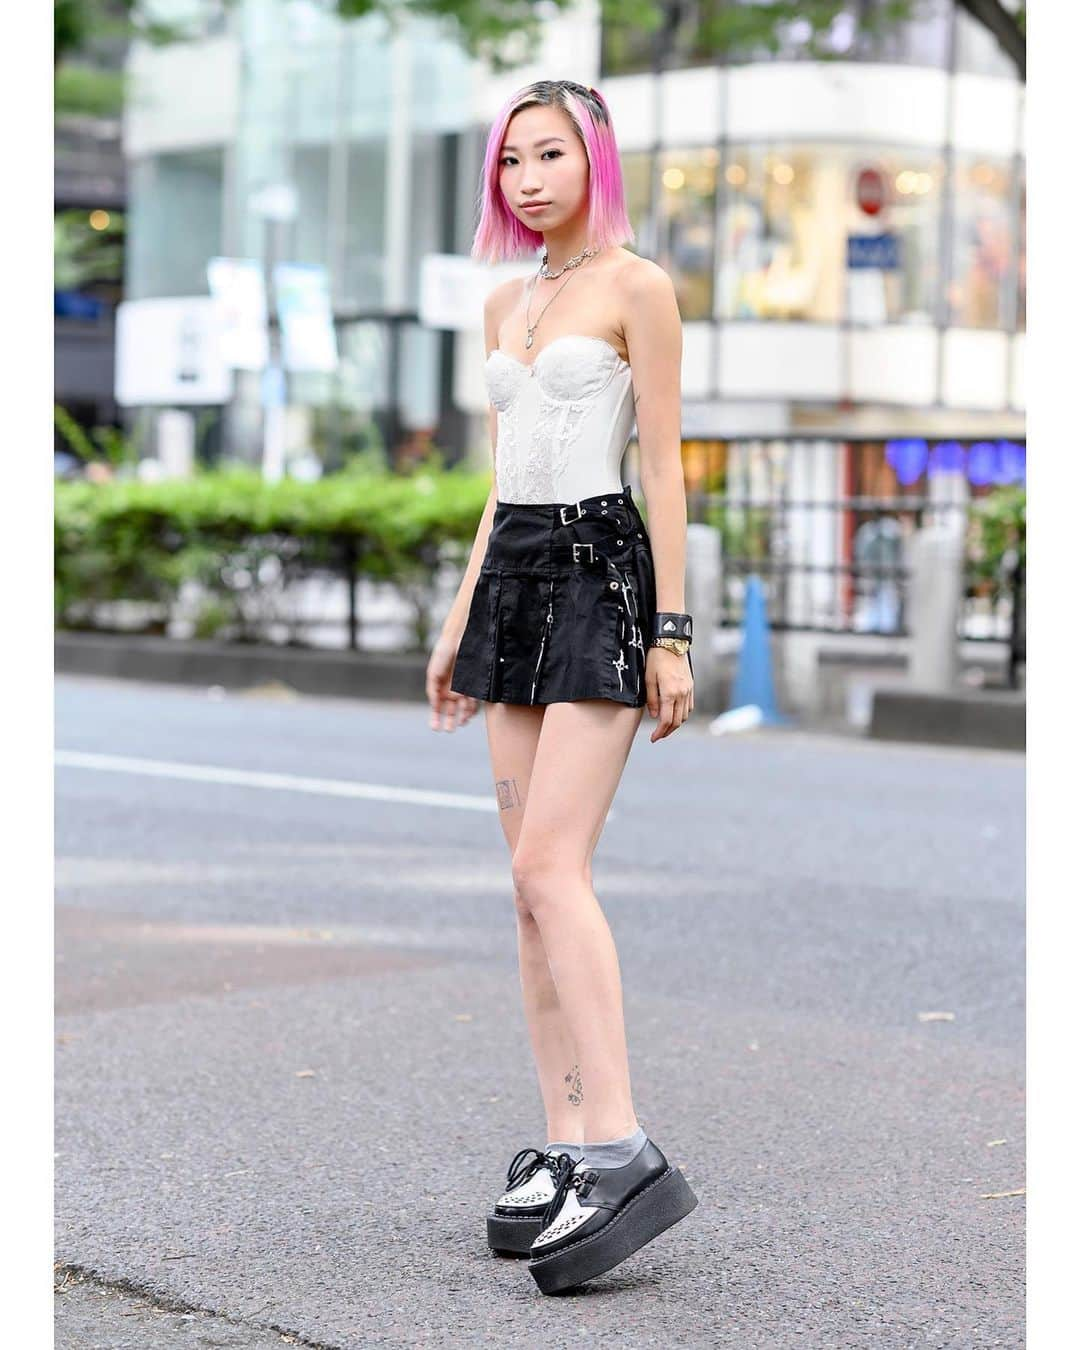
486, 1147, 571, 1256
526, 1138, 698, 1293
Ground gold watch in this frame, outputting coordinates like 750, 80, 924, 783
650, 637, 691, 657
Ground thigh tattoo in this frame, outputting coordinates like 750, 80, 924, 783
495, 777, 521, 810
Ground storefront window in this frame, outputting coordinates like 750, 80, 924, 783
848, 149, 942, 324
717, 145, 941, 324
656, 148, 717, 320
948, 157, 1012, 329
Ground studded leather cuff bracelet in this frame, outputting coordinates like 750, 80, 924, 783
652, 612, 693, 643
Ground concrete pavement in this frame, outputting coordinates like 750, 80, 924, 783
55, 676, 1025, 1348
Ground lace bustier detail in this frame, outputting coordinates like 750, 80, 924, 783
485, 336, 635, 504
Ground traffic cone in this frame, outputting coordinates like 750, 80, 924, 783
724, 574, 786, 726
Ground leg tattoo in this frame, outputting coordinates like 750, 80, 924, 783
495, 777, 522, 810
564, 1063, 583, 1106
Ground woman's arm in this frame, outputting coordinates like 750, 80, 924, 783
621, 260, 686, 614
439, 474, 497, 645
437, 285, 507, 645
620, 259, 693, 740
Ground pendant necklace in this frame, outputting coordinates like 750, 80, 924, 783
524, 245, 599, 349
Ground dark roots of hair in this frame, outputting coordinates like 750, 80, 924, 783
516, 79, 610, 127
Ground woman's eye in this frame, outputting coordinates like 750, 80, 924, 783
499, 150, 562, 166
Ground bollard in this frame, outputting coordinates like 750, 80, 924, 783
907, 526, 965, 691
685, 522, 722, 712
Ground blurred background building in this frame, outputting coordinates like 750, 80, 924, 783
53, 0, 1027, 708
101, 0, 1024, 475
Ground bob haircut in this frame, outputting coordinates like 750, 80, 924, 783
471, 80, 635, 265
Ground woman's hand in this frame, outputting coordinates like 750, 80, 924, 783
426, 633, 478, 732
645, 646, 694, 742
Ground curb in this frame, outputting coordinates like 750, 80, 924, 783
55, 631, 429, 703
869, 686, 1025, 751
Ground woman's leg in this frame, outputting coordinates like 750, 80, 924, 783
483, 701, 585, 1145
510, 699, 645, 1142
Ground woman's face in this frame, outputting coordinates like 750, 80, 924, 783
498, 104, 589, 232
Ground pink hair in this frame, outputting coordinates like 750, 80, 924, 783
470, 80, 635, 265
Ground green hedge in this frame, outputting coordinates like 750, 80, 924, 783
55, 463, 492, 645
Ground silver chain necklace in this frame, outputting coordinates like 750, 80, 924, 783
540, 243, 599, 279
524, 246, 599, 350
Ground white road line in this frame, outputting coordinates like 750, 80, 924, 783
54, 750, 497, 813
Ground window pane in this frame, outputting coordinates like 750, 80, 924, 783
948, 157, 1012, 328
1016, 173, 1026, 332
292, 145, 331, 270
601, 23, 653, 77
127, 149, 223, 299
848, 150, 942, 324
657, 149, 717, 320
717, 146, 845, 321
621, 152, 658, 259
342, 141, 387, 309
955, 6, 1020, 78
717, 145, 941, 324
603, 0, 952, 74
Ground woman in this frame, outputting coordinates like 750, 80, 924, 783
425, 79, 698, 1295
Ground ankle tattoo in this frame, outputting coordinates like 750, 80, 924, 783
564, 1063, 583, 1106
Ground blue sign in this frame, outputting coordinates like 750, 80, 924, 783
847, 233, 902, 270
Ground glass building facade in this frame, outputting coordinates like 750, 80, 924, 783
123, 0, 1025, 469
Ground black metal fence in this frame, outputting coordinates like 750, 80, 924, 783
674, 435, 1026, 686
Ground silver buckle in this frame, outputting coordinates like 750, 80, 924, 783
559, 503, 585, 525
571, 542, 595, 564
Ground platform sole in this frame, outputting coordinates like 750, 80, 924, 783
527, 1165, 698, 1294
486, 1211, 545, 1256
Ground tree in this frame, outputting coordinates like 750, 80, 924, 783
55, 0, 1026, 120
336, 0, 1026, 81
55, 1, 193, 116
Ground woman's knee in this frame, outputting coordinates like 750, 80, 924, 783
512, 887, 535, 923
511, 847, 589, 915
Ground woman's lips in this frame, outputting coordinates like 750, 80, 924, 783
521, 202, 550, 212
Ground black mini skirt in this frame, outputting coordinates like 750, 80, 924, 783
450, 484, 657, 708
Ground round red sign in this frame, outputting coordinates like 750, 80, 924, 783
856, 166, 887, 216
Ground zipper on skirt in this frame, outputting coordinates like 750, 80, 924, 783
529, 577, 555, 703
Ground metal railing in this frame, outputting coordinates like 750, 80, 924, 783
675, 435, 1025, 684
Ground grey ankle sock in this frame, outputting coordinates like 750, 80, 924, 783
583, 1125, 648, 1169
545, 1139, 584, 1162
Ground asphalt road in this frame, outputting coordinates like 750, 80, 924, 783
54, 675, 1025, 1349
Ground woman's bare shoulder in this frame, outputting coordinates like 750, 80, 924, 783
483, 274, 527, 319
482, 275, 528, 349
613, 251, 673, 296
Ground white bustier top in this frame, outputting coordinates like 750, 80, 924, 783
484, 334, 636, 504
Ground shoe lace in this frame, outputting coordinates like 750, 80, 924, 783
539, 1156, 599, 1229
504, 1147, 565, 1193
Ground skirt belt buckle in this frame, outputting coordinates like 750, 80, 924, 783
571, 542, 595, 564
559, 502, 585, 525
